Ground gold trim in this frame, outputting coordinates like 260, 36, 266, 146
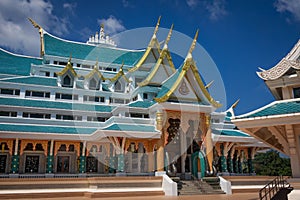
205, 80, 214, 89
84, 61, 105, 80
231, 99, 240, 109
154, 31, 222, 108
128, 17, 161, 73
105, 62, 131, 83
188, 29, 199, 55
28, 18, 44, 57
138, 25, 175, 87
55, 57, 78, 77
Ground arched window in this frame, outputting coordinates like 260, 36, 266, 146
63, 75, 72, 87
114, 81, 122, 92
89, 78, 98, 90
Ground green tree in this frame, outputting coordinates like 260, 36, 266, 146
253, 150, 291, 176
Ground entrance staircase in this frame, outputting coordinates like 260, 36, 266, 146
0, 176, 164, 199
174, 176, 225, 195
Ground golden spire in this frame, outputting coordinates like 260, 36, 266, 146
205, 80, 214, 89
165, 24, 173, 46
94, 59, 99, 69
188, 29, 199, 55
231, 99, 240, 109
28, 18, 44, 57
153, 16, 161, 37
68, 53, 72, 63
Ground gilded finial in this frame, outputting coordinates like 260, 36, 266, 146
94, 58, 99, 69
153, 16, 161, 36
165, 24, 173, 46
119, 61, 124, 72
28, 18, 43, 32
101, 23, 104, 29
231, 99, 240, 109
188, 29, 199, 54
68, 53, 72, 63
205, 80, 214, 89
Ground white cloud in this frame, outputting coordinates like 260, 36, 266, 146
63, 2, 77, 15
274, 0, 300, 22
186, 0, 199, 8
204, 0, 227, 21
0, 0, 70, 56
97, 16, 126, 35
186, 0, 227, 20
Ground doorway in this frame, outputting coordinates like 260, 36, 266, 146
57, 156, 70, 173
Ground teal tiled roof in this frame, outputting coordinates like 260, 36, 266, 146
0, 123, 96, 134
1, 76, 57, 87
0, 97, 114, 112
44, 33, 145, 66
104, 123, 157, 132
128, 101, 155, 108
236, 99, 300, 119
213, 129, 250, 137
0, 49, 42, 76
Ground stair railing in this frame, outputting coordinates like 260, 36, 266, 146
259, 175, 291, 200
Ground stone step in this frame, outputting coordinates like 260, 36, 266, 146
0, 176, 165, 199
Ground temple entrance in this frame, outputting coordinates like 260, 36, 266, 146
57, 156, 70, 173
25, 155, 39, 173
86, 156, 98, 173
165, 118, 181, 176
192, 151, 206, 178
0, 155, 7, 173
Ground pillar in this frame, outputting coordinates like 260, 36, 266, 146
228, 146, 235, 173
205, 128, 214, 174
79, 141, 86, 173
46, 140, 54, 173
11, 138, 19, 173
117, 154, 124, 172
247, 148, 254, 174
235, 150, 241, 173
220, 143, 228, 172
238, 151, 243, 173
227, 156, 233, 173
148, 152, 154, 172
157, 144, 164, 171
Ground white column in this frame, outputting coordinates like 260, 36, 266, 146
14, 138, 19, 155
50, 140, 54, 156
82, 141, 87, 156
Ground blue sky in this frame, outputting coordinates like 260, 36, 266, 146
0, 0, 299, 115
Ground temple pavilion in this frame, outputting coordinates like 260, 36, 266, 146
0, 17, 265, 178
233, 39, 300, 178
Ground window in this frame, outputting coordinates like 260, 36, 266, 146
55, 93, 78, 100
293, 87, 300, 98
62, 75, 72, 87
87, 116, 106, 122
23, 112, 50, 119
83, 95, 105, 103
89, 78, 98, 90
25, 90, 50, 98
126, 113, 149, 118
82, 65, 92, 69
0, 111, 17, 117
40, 71, 50, 77
56, 114, 82, 121
0, 88, 20, 95
114, 81, 122, 92
143, 93, 148, 99
132, 96, 138, 101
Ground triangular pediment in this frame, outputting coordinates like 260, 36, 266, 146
169, 77, 199, 103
